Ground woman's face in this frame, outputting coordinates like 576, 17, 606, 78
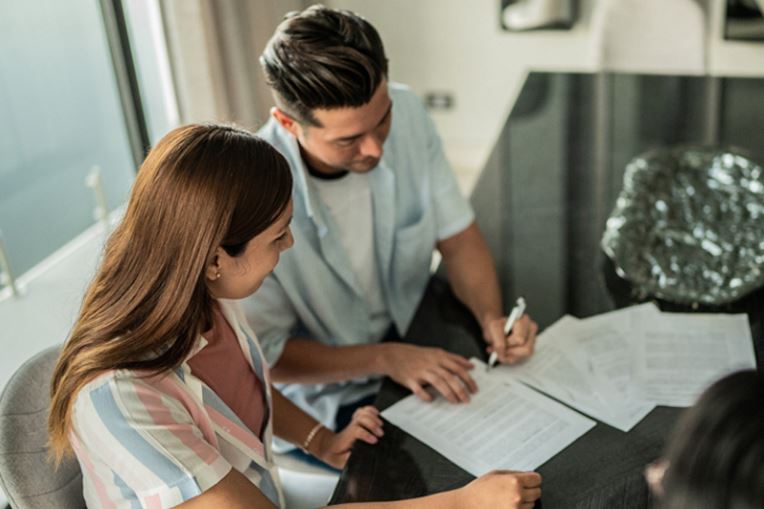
207, 200, 293, 300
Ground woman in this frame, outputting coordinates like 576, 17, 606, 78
646, 369, 764, 508
49, 123, 541, 508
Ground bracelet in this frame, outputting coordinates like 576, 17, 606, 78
301, 422, 324, 453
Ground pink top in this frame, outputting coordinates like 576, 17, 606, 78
188, 304, 267, 438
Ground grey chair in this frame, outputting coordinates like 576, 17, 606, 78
0, 346, 85, 508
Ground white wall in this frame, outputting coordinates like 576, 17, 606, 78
325, 0, 764, 180
707, 0, 764, 76
326, 0, 598, 177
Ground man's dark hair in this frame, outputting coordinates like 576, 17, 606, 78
260, 4, 388, 126
658, 369, 764, 509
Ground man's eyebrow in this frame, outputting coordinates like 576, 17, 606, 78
330, 102, 393, 143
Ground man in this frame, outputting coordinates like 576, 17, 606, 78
244, 5, 538, 438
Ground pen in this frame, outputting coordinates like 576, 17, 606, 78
487, 297, 527, 371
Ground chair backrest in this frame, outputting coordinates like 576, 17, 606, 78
0, 346, 85, 508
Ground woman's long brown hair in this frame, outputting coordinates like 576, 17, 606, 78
48, 124, 292, 460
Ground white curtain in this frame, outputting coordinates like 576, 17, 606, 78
160, 0, 307, 130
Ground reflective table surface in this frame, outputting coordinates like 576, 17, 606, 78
330, 72, 764, 508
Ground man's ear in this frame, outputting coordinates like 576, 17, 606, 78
271, 107, 301, 137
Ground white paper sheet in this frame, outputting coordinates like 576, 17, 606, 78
633, 311, 756, 407
575, 302, 661, 338
502, 314, 654, 432
381, 358, 595, 476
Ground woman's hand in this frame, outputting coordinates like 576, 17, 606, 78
310, 406, 384, 469
457, 470, 542, 509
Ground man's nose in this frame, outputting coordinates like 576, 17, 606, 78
359, 134, 383, 159
283, 230, 294, 251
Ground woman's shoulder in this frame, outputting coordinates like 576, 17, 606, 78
73, 368, 178, 414
77, 369, 126, 394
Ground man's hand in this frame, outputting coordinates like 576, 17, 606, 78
483, 314, 538, 364
379, 343, 478, 403
311, 406, 384, 469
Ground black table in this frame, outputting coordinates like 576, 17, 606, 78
330, 72, 764, 508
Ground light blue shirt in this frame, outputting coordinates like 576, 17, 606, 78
242, 83, 475, 432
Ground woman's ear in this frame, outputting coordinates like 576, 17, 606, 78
205, 249, 223, 282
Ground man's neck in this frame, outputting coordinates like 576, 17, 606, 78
299, 144, 348, 180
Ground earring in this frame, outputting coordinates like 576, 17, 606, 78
215, 271, 221, 280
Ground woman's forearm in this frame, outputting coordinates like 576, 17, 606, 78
326, 489, 463, 509
271, 387, 328, 453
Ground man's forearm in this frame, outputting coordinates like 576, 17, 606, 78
438, 223, 504, 329
270, 337, 392, 384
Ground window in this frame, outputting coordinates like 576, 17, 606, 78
0, 0, 139, 276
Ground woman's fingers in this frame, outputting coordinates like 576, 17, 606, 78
354, 414, 384, 437
352, 425, 379, 444
519, 471, 542, 490
522, 487, 542, 502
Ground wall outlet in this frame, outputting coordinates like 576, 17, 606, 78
424, 92, 455, 110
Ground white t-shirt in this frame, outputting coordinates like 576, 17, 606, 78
309, 171, 392, 341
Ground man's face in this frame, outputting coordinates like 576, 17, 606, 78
284, 81, 393, 175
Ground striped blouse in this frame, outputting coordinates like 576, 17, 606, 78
69, 299, 285, 508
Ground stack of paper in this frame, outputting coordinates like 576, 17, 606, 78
382, 359, 595, 476
500, 303, 756, 425
381, 303, 757, 475
496, 309, 655, 432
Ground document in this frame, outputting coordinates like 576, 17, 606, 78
381, 358, 595, 476
501, 314, 654, 432
562, 316, 655, 423
575, 302, 661, 338
633, 310, 756, 407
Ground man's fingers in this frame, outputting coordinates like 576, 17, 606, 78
441, 357, 478, 394
492, 327, 511, 353
506, 343, 534, 358
507, 316, 532, 347
433, 367, 471, 403
502, 317, 539, 361
507, 331, 538, 360
445, 353, 474, 369
425, 370, 461, 403
410, 382, 434, 402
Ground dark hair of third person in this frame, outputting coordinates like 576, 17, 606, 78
658, 369, 764, 509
